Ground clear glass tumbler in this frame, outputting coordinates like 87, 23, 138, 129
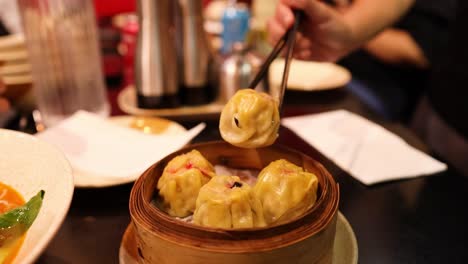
18, 0, 110, 127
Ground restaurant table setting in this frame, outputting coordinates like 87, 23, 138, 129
1, 0, 468, 263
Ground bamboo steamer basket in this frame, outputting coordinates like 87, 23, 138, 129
129, 141, 340, 264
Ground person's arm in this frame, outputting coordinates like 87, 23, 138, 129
267, 0, 415, 61
342, 0, 415, 49
364, 28, 429, 68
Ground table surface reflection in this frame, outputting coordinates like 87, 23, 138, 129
35, 87, 468, 264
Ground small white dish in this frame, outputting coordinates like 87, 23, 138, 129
72, 115, 188, 188
0, 129, 74, 264
269, 59, 352, 92
110, 115, 187, 136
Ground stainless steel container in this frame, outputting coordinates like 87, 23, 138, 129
176, 0, 215, 105
135, 0, 179, 108
219, 43, 268, 103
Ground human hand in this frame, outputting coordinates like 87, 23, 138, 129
267, 0, 357, 62
0, 79, 11, 113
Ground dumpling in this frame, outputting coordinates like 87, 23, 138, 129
157, 150, 216, 217
253, 159, 318, 225
193, 175, 266, 229
219, 89, 280, 148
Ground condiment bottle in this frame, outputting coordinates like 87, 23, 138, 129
219, 43, 268, 103
135, 0, 180, 109
177, 0, 216, 105
220, 2, 251, 54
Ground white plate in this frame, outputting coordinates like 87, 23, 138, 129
0, 34, 25, 52
0, 49, 28, 63
3, 73, 32, 85
0, 63, 31, 76
0, 129, 74, 264
269, 59, 352, 92
73, 115, 187, 188
119, 211, 358, 264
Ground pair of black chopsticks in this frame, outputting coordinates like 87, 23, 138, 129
248, 10, 303, 108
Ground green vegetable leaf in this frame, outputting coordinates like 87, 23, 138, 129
0, 190, 45, 246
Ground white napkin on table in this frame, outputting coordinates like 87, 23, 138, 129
282, 110, 447, 185
36, 111, 205, 179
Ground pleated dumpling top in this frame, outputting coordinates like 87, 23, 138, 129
253, 159, 319, 225
219, 89, 280, 148
157, 150, 216, 217
194, 175, 266, 229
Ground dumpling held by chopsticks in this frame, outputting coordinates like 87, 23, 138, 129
219, 89, 280, 148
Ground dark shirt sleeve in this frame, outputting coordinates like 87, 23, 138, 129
396, 0, 457, 64
428, 0, 468, 138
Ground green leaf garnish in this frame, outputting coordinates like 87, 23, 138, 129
0, 190, 45, 246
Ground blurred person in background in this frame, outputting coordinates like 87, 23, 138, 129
267, 0, 468, 176
269, 0, 455, 121
267, 0, 420, 120
340, 0, 456, 122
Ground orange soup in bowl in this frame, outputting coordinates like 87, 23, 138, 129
0, 182, 25, 264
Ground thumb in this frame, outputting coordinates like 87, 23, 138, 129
281, 0, 336, 24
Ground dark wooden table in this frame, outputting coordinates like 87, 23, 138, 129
34, 87, 468, 264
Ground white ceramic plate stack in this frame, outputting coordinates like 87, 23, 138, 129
0, 34, 33, 104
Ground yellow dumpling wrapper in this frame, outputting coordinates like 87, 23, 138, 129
194, 175, 266, 229
157, 150, 216, 217
219, 89, 280, 148
253, 159, 319, 225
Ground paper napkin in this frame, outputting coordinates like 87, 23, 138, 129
282, 110, 447, 185
36, 111, 205, 179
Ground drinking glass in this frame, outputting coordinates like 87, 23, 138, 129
18, 0, 110, 127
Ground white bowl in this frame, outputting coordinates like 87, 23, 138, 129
0, 129, 74, 264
